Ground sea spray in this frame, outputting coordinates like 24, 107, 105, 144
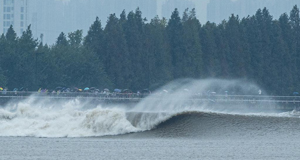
125, 79, 277, 128
0, 79, 293, 137
132, 79, 266, 112
0, 97, 140, 137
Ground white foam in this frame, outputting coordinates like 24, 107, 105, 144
0, 97, 140, 137
0, 79, 297, 137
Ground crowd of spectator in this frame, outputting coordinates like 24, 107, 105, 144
0, 86, 152, 98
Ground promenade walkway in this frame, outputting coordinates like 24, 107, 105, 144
1, 91, 300, 103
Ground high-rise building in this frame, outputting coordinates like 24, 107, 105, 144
23, 0, 158, 44
207, 0, 233, 23
207, 0, 300, 24
162, 0, 196, 19
0, 0, 28, 35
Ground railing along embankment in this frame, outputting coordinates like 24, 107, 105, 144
0, 91, 300, 109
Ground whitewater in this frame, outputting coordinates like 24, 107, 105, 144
1, 79, 300, 159
0, 79, 297, 138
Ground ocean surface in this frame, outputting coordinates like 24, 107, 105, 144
1, 79, 300, 160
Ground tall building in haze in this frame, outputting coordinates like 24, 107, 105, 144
207, 0, 300, 23
23, 0, 158, 44
162, 0, 196, 19
0, 0, 28, 35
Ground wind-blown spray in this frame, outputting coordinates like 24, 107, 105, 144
0, 79, 294, 137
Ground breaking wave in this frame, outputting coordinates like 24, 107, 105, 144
0, 79, 299, 138
0, 98, 140, 137
0, 98, 298, 138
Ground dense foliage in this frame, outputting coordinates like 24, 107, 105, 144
0, 6, 299, 95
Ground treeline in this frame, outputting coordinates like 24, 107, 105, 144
0, 6, 299, 95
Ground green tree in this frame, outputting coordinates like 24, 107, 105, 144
123, 8, 146, 90
104, 14, 131, 89
290, 5, 300, 89
46, 32, 70, 87
182, 8, 203, 78
3, 26, 22, 89
16, 25, 38, 89
5, 25, 17, 43
245, 11, 264, 85
84, 17, 105, 61
200, 22, 220, 77
260, 8, 274, 90
34, 43, 52, 89
69, 30, 83, 48
0, 7, 299, 95
279, 13, 295, 93
56, 32, 68, 46
0, 67, 7, 87
224, 14, 246, 77
214, 22, 230, 78
240, 17, 253, 78
144, 16, 172, 89
166, 8, 185, 79
0, 27, 16, 90
270, 21, 291, 94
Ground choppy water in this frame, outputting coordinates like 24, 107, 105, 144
1, 102, 300, 160
1, 79, 300, 159
2, 136, 300, 160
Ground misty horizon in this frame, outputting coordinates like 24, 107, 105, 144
1, 0, 299, 44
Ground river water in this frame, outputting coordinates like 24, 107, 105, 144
1, 125, 300, 160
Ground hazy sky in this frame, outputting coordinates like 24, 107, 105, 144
57, 0, 212, 23
156, 0, 210, 23
26, 0, 214, 44
7, 0, 298, 44
190, 0, 211, 23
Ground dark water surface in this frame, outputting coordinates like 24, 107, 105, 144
2, 137, 300, 160
1, 112, 300, 160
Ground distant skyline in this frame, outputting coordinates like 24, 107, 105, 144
157, 0, 214, 23
1, 0, 298, 44
55, 0, 211, 23
207, 0, 300, 23
0, 0, 28, 36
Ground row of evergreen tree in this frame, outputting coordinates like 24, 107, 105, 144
0, 6, 299, 95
